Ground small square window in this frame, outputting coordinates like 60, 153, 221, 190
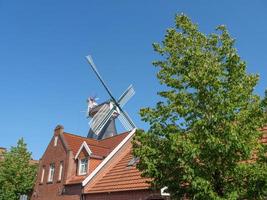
127, 157, 140, 167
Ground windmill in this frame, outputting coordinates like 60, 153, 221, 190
85, 55, 136, 140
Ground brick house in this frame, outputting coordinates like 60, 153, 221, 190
31, 124, 267, 200
31, 125, 166, 200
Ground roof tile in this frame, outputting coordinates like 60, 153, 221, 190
86, 147, 150, 193
63, 132, 129, 157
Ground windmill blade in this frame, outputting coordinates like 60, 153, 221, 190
86, 55, 117, 102
118, 85, 135, 107
93, 107, 117, 135
118, 110, 136, 131
89, 104, 110, 130
118, 115, 132, 131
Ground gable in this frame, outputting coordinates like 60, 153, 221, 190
75, 141, 92, 160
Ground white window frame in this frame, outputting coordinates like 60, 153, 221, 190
47, 163, 55, 182
54, 136, 58, 147
58, 161, 63, 181
40, 166, 45, 183
78, 158, 88, 175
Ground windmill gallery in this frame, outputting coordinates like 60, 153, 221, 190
30, 56, 169, 200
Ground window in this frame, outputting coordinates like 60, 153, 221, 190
127, 157, 140, 167
47, 163, 55, 182
58, 161, 63, 181
78, 158, 88, 175
40, 166, 45, 183
54, 136, 58, 146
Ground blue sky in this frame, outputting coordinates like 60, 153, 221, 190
0, 1, 266, 159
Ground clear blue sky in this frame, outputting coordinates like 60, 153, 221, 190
0, 1, 266, 159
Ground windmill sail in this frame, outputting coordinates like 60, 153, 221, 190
118, 84, 135, 107
92, 105, 116, 135
86, 55, 137, 139
118, 110, 136, 131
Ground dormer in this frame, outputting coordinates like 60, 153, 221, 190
75, 141, 92, 176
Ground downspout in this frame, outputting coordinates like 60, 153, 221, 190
81, 184, 85, 200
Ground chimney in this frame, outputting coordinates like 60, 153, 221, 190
54, 125, 64, 136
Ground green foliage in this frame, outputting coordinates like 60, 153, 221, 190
133, 14, 267, 199
0, 138, 37, 200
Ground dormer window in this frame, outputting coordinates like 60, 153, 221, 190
54, 136, 58, 147
78, 158, 88, 175
75, 141, 92, 176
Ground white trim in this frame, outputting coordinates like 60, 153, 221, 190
161, 186, 170, 196
75, 141, 92, 160
82, 128, 136, 186
58, 161, 63, 181
40, 167, 45, 183
54, 136, 58, 147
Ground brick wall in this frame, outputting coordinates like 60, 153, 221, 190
31, 128, 80, 200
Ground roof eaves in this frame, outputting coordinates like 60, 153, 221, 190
82, 128, 136, 187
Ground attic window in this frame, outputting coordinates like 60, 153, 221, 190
54, 136, 58, 147
127, 157, 140, 167
78, 158, 88, 175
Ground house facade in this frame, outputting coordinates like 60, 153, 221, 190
31, 125, 166, 200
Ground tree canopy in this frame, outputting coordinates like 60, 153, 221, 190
133, 14, 267, 199
0, 138, 37, 200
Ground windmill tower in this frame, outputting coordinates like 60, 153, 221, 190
85, 55, 136, 140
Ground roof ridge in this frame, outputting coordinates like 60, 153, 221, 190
64, 131, 130, 142
63, 132, 111, 149
99, 131, 129, 141
63, 132, 130, 151
63, 132, 96, 141
86, 143, 111, 150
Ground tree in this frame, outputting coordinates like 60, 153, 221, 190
0, 138, 37, 200
133, 14, 267, 199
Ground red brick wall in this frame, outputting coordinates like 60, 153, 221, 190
84, 189, 166, 200
31, 133, 80, 200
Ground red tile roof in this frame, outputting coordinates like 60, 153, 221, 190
98, 132, 130, 149
63, 132, 129, 157
85, 145, 151, 193
62, 132, 130, 185
66, 175, 87, 185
